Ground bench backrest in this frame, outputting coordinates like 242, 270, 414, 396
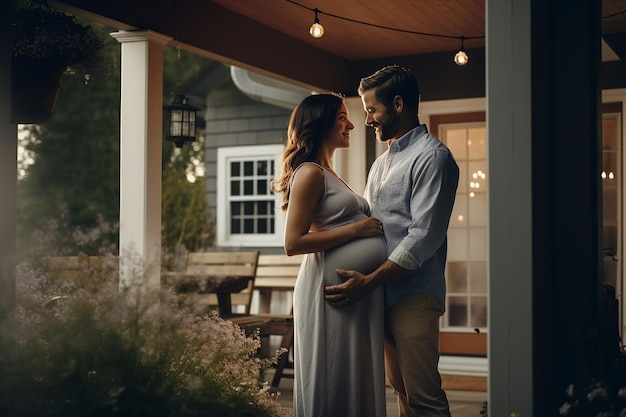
185, 251, 260, 314
46, 255, 119, 291
255, 254, 304, 290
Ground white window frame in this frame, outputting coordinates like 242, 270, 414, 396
216, 144, 285, 247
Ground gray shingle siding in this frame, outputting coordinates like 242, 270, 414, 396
203, 79, 291, 250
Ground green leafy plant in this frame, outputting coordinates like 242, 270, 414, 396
0, 258, 290, 417
12, 0, 108, 79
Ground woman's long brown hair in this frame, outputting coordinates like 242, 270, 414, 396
273, 93, 344, 211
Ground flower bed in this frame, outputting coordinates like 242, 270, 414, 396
0, 260, 291, 417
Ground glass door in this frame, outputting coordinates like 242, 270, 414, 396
431, 112, 487, 356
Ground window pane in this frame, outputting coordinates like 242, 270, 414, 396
469, 193, 487, 227
604, 225, 618, 254
468, 161, 486, 197
447, 229, 468, 260
470, 296, 488, 328
232, 202, 241, 215
243, 180, 254, 195
602, 117, 618, 150
244, 218, 254, 233
258, 201, 268, 215
448, 296, 468, 327
602, 152, 618, 183
244, 161, 254, 176
257, 160, 268, 175
231, 180, 240, 196
469, 228, 487, 260
258, 179, 267, 195
445, 128, 466, 159
447, 261, 467, 292
244, 202, 254, 215
468, 127, 487, 159
469, 261, 488, 293
258, 218, 268, 233
231, 218, 240, 234
230, 161, 240, 176
450, 196, 467, 227
603, 186, 617, 222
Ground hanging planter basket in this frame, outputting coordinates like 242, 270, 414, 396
10, 1, 108, 124
11, 56, 67, 124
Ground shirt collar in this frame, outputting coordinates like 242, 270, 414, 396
389, 124, 428, 152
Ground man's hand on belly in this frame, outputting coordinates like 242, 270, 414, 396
324, 269, 372, 306
325, 260, 404, 306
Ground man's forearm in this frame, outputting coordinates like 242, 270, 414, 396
368, 259, 407, 287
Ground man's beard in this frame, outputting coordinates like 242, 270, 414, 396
375, 111, 400, 142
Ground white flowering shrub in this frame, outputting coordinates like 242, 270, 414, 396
0, 260, 290, 417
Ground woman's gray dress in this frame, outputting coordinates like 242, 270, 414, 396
293, 163, 387, 417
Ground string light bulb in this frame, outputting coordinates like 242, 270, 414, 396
309, 8, 324, 38
454, 36, 468, 66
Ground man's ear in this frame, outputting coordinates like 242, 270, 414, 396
393, 95, 403, 113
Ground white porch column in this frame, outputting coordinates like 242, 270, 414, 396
488, 0, 533, 414
111, 30, 171, 288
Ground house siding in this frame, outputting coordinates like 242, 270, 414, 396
203, 78, 291, 253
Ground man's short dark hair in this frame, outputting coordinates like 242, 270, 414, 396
357, 65, 420, 114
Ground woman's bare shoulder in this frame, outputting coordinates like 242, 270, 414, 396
293, 162, 324, 182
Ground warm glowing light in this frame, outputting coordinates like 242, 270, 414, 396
454, 49, 468, 66
457, 214, 465, 222
602, 171, 615, 180
310, 8, 324, 38
310, 22, 324, 38
454, 36, 468, 66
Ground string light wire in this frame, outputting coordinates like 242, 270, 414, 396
287, 1, 625, 43
286, 0, 484, 42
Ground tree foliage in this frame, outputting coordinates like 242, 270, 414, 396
17, 21, 214, 263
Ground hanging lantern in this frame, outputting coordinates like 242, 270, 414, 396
163, 94, 199, 148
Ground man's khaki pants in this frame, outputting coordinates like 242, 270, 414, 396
385, 293, 451, 417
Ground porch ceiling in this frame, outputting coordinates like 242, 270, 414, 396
54, 0, 626, 99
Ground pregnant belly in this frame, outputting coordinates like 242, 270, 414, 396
323, 235, 387, 286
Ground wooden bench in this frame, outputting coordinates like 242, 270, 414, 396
163, 251, 260, 315
163, 251, 302, 387
219, 253, 303, 387
254, 253, 304, 313
247, 253, 303, 386
46, 254, 119, 291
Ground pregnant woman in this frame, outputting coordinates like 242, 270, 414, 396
273, 93, 387, 417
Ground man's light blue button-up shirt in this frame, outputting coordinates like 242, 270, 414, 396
364, 124, 459, 310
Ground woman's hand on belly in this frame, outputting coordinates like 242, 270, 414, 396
350, 216, 384, 238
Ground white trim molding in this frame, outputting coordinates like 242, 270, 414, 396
439, 355, 488, 377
